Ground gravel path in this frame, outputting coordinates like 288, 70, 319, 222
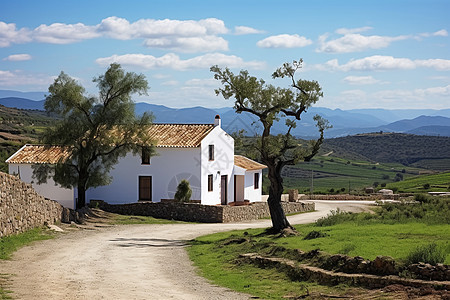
0, 200, 372, 299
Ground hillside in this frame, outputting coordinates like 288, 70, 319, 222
0, 105, 54, 172
323, 133, 450, 170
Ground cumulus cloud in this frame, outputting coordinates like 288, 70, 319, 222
0, 22, 32, 47
143, 35, 228, 53
234, 26, 264, 35
96, 53, 265, 70
317, 27, 448, 54
343, 75, 380, 85
3, 54, 32, 61
0, 17, 230, 53
317, 55, 450, 72
33, 22, 100, 44
257, 34, 312, 48
317, 33, 409, 53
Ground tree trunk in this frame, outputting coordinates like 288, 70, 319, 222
77, 186, 86, 210
266, 163, 292, 232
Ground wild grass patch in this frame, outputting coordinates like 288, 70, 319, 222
0, 227, 54, 260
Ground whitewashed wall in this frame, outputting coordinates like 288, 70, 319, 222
8, 164, 75, 209
244, 169, 263, 202
200, 126, 234, 205
86, 147, 201, 204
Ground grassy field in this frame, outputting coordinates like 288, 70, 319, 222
386, 172, 450, 193
268, 155, 426, 194
188, 197, 450, 299
0, 227, 54, 260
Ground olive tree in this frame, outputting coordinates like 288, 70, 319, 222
211, 59, 330, 232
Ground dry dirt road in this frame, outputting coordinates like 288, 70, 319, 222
0, 201, 372, 300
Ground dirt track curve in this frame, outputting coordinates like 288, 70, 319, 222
0, 201, 372, 299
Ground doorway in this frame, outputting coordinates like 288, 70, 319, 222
221, 175, 227, 205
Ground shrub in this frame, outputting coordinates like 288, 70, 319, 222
174, 179, 192, 202
382, 174, 390, 180
380, 183, 386, 187
315, 209, 354, 227
423, 183, 431, 190
414, 193, 431, 203
373, 182, 379, 188
405, 243, 445, 265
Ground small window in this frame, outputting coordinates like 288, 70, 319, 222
254, 172, 259, 189
208, 145, 214, 161
142, 147, 151, 165
208, 174, 213, 191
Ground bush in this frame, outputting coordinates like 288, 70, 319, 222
405, 243, 445, 265
414, 193, 431, 203
423, 183, 431, 190
315, 209, 354, 227
382, 174, 390, 180
174, 179, 192, 202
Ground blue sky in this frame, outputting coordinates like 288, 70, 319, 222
1, 0, 449, 109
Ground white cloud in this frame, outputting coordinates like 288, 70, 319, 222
257, 34, 312, 48
317, 56, 450, 72
1, 17, 229, 53
0, 22, 32, 47
343, 75, 380, 85
419, 29, 448, 37
234, 26, 264, 35
335, 26, 373, 35
0, 69, 54, 88
3, 54, 32, 61
415, 59, 450, 71
96, 53, 265, 70
143, 35, 228, 53
33, 22, 100, 44
317, 33, 409, 53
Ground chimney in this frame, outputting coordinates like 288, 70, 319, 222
214, 114, 221, 127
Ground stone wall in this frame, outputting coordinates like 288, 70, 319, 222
0, 172, 63, 237
91, 200, 315, 223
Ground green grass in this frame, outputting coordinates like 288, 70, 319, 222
386, 172, 450, 193
0, 287, 12, 300
270, 155, 426, 194
188, 199, 450, 299
0, 227, 54, 260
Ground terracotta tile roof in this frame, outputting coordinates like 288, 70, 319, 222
6, 145, 71, 164
149, 124, 214, 148
7, 124, 216, 164
234, 155, 267, 170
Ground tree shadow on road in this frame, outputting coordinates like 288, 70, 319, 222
110, 237, 187, 248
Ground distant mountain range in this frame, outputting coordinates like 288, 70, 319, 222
1, 89, 449, 138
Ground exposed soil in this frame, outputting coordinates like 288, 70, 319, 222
0, 200, 411, 300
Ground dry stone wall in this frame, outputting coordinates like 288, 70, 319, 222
91, 200, 315, 223
0, 172, 63, 237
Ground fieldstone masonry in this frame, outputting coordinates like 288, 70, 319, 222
91, 200, 315, 223
0, 171, 63, 237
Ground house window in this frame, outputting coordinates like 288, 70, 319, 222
139, 176, 152, 201
254, 172, 259, 189
141, 147, 151, 165
208, 174, 213, 192
208, 145, 214, 161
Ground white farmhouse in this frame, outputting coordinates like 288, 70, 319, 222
6, 115, 266, 209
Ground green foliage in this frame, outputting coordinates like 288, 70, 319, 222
406, 243, 445, 265
323, 133, 450, 170
414, 193, 431, 203
211, 60, 330, 231
35, 63, 156, 208
0, 227, 53, 260
315, 208, 354, 227
387, 172, 450, 193
174, 179, 192, 202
